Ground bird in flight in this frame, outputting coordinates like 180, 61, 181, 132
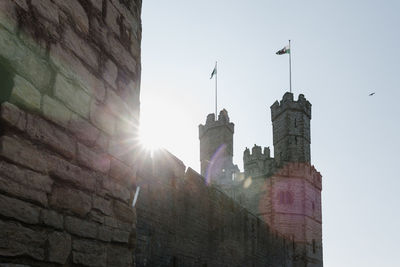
369, 92, 375, 96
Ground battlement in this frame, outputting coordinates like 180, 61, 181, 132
271, 92, 312, 120
243, 144, 276, 178
244, 144, 271, 162
199, 109, 234, 138
274, 162, 322, 190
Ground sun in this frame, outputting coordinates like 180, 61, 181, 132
138, 118, 163, 152
138, 87, 196, 164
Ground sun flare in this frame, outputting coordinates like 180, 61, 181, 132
138, 119, 163, 152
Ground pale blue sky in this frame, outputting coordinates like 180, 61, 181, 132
140, 1, 400, 266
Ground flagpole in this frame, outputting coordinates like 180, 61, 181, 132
215, 61, 218, 117
289, 40, 292, 93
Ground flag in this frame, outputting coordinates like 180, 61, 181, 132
276, 45, 290, 55
210, 63, 217, 79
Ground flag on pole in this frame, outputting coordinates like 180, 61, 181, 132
276, 40, 293, 93
210, 63, 217, 79
276, 45, 290, 55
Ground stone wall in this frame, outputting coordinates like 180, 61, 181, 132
259, 163, 323, 266
0, 0, 141, 266
135, 150, 294, 267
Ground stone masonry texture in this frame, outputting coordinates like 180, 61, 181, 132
135, 151, 294, 267
0, 1, 322, 266
0, 0, 142, 266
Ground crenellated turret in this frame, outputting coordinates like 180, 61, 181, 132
243, 144, 275, 178
199, 109, 237, 187
199, 109, 234, 139
271, 92, 311, 165
271, 92, 311, 121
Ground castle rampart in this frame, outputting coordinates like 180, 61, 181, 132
136, 150, 294, 266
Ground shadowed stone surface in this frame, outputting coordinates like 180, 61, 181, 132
0, 1, 142, 266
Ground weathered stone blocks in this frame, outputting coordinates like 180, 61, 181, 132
72, 239, 107, 267
102, 177, 130, 203
106, 1, 120, 35
10, 75, 41, 112
104, 59, 118, 89
54, 74, 91, 119
111, 229, 130, 243
42, 95, 72, 127
0, 0, 19, 33
68, 113, 100, 146
0, 220, 46, 260
40, 209, 64, 230
0, 0, 142, 265
0, 158, 52, 193
109, 157, 135, 185
31, 0, 59, 24
113, 200, 135, 224
93, 195, 113, 216
0, 102, 27, 131
50, 43, 106, 102
108, 34, 137, 74
65, 216, 97, 239
0, 176, 48, 206
12, 41, 52, 92
88, 0, 103, 11
26, 114, 76, 159
64, 27, 98, 70
48, 155, 96, 191
0, 25, 17, 57
0, 136, 48, 173
77, 142, 110, 173
90, 100, 116, 135
106, 88, 131, 119
0, 194, 40, 224
48, 231, 71, 264
55, 0, 89, 34
49, 187, 92, 216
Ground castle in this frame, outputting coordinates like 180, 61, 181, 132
0, 1, 322, 266
199, 92, 323, 266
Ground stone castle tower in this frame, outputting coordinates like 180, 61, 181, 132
200, 92, 323, 267
198, 109, 238, 188
271, 92, 311, 165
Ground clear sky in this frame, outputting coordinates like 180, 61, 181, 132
140, 1, 400, 266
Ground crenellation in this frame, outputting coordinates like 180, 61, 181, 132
199, 109, 234, 139
271, 92, 312, 121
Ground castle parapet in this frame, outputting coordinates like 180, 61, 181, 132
271, 92, 311, 121
244, 144, 271, 162
199, 109, 234, 139
243, 144, 275, 178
